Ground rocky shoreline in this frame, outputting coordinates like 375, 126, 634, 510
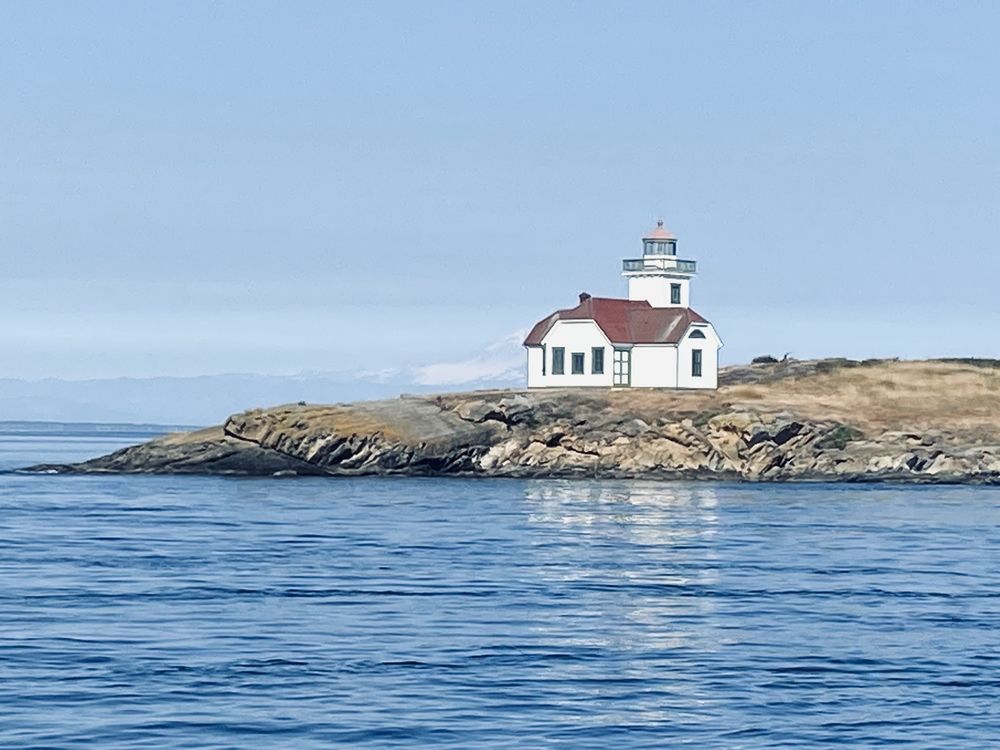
26, 359, 1000, 484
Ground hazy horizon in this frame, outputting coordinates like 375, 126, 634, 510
4, 350, 996, 425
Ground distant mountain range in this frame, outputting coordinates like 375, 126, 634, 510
0, 335, 526, 425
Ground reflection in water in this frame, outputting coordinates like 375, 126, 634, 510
521, 480, 724, 667
524, 479, 718, 531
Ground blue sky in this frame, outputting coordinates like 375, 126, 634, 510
1, 1, 998, 382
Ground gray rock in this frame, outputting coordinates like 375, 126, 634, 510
617, 418, 651, 437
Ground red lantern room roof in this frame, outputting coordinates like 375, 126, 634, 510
643, 219, 676, 241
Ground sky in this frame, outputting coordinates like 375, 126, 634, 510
1, 1, 998, 383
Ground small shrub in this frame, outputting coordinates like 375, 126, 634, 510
814, 358, 859, 374
752, 355, 778, 365
815, 424, 864, 450
934, 358, 1000, 369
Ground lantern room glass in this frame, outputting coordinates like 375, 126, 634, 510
643, 240, 676, 256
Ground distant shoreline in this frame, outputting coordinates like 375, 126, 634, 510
0, 421, 202, 439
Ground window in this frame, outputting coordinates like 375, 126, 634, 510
670, 284, 681, 305
541, 344, 547, 375
591, 347, 605, 374
692, 349, 703, 377
689, 329, 706, 339
571, 352, 585, 375
552, 347, 565, 375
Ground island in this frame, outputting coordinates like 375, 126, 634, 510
29, 359, 1000, 483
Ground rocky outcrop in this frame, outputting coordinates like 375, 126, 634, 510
28, 427, 326, 476
28, 359, 1000, 483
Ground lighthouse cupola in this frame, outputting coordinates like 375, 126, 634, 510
622, 219, 698, 308
642, 220, 677, 256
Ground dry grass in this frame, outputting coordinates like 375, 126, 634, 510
160, 425, 225, 446
308, 407, 411, 441
537, 360, 1000, 437
235, 360, 1000, 445
718, 361, 1000, 434
239, 404, 409, 442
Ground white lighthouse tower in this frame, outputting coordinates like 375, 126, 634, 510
621, 220, 698, 308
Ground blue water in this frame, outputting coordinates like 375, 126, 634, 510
2, 433, 999, 748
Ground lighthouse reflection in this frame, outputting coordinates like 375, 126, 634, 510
519, 480, 724, 657
523, 479, 719, 542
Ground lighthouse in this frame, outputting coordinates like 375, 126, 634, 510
621, 220, 698, 308
523, 219, 722, 389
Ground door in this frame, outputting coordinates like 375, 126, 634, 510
613, 348, 631, 387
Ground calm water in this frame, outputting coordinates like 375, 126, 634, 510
2, 433, 999, 748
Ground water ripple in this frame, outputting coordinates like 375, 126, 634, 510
1, 435, 999, 747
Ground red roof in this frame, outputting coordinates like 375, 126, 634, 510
523, 295, 709, 346
643, 220, 676, 241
